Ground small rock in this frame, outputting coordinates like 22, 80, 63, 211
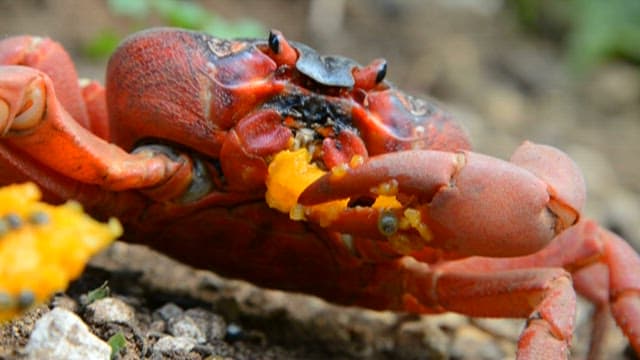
153, 302, 183, 322
152, 335, 196, 354
85, 297, 135, 324
167, 313, 206, 344
149, 319, 166, 333
24, 308, 111, 360
184, 308, 227, 342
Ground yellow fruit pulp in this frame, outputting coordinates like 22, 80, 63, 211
265, 149, 401, 227
0, 183, 122, 322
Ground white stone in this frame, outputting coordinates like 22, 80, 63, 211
86, 297, 135, 324
152, 335, 196, 354
24, 308, 111, 360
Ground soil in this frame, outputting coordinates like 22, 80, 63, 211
0, 0, 639, 359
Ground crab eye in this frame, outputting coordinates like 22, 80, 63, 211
378, 211, 398, 237
375, 61, 387, 84
268, 30, 280, 54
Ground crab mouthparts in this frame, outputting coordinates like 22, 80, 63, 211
265, 148, 400, 224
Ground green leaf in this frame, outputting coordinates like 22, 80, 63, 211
108, 332, 127, 359
85, 281, 110, 304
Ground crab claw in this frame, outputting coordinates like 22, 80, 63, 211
299, 143, 586, 258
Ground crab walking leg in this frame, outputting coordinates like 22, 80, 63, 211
600, 228, 640, 353
553, 225, 640, 356
365, 257, 576, 359
430, 220, 640, 356
0, 66, 182, 191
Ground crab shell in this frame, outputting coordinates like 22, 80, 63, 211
105, 28, 471, 189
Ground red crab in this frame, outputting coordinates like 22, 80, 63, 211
0, 28, 639, 359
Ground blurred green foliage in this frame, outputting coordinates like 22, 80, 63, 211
510, 0, 640, 75
84, 0, 264, 59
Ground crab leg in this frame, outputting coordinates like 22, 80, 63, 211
355, 256, 576, 359
435, 220, 640, 356
0, 66, 183, 192
300, 141, 640, 356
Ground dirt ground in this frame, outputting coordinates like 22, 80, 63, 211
1, 0, 639, 359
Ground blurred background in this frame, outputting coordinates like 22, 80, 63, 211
0, 0, 638, 248
1, 1, 639, 358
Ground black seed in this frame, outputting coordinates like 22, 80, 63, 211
4, 213, 22, 229
268, 31, 280, 54
17, 290, 35, 309
28, 211, 49, 225
378, 211, 398, 236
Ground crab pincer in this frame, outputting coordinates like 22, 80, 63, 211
299, 142, 586, 258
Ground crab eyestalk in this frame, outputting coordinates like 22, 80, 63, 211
266, 30, 298, 67
352, 58, 387, 90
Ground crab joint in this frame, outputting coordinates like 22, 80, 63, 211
266, 30, 297, 67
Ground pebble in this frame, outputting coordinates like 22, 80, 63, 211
152, 335, 196, 354
85, 297, 135, 324
184, 308, 227, 342
153, 302, 183, 322
23, 307, 111, 360
166, 313, 206, 344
